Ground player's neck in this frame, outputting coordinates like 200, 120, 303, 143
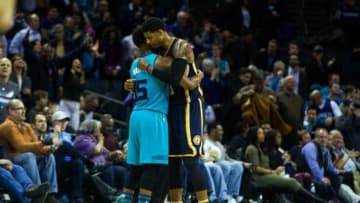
162, 34, 174, 50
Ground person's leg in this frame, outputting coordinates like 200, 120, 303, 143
150, 165, 168, 203
99, 166, 115, 188
339, 183, 360, 203
215, 161, 230, 187
353, 170, 360, 194
12, 153, 41, 185
121, 165, 143, 203
37, 154, 58, 193
121, 110, 142, 202
112, 165, 126, 190
11, 164, 33, 191
0, 166, 30, 203
326, 172, 341, 198
138, 164, 164, 203
202, 162, 216, 202
313, 180, 336, 201
182, 157, 208, 203
67, 158, 84, 199
168, 157, 183, 203
207, 163, 229, 202
226, 161, 243, 197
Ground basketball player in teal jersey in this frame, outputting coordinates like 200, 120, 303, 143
120, 27, 203, 203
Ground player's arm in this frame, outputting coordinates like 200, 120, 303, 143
179, 67, 204, 90
0, 0, 16, 33
138, 57, 186, 85
174, 41, 204, 90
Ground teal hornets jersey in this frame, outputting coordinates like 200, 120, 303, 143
130, 53, 170, 114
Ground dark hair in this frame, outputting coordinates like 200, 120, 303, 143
307, 104, 318, 113
32, 112, 46, 124
296, 129, 308, 144
238, 67, 252, 76
141, 17, 166, 32
132, 26, 146, 47
207, 122, 219, 134
32, 90, 48, 102
263, 129, 280, 153
242, 126, 262, 162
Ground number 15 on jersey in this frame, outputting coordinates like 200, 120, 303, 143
135, 79, 148, 101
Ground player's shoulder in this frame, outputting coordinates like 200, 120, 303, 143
175, 38, 192, 50
173, 38, 194, 62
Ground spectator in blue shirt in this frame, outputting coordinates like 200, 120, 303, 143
302, 128, 342, 202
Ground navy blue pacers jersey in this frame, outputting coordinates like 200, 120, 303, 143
130, 53, 170, 114
164, 38, 203, 105
164, 38, 205, 157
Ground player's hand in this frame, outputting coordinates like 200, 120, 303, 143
124, 79, 136, 91
197, 70, 204, 80
138, 58, 149, 72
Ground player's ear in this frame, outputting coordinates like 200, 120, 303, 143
158, 29, 166, 37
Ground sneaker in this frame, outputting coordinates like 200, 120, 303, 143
45, 195, 61, 203
25, 182, 49, 198
227, 198, 237, 203
235, 196, 244, 203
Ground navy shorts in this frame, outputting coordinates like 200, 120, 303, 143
168, 98, 204, 157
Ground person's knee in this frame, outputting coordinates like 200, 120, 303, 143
21, 152, 37, 162
209, 164, 222, 175
0, 166, 11, 177
11, 164, 23, 173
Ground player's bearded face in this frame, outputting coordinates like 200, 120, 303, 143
144, 31, 162, 48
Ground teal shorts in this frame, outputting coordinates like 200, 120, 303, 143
127, 110, 169, 165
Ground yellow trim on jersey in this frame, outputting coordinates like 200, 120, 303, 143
191, 62, 204, 96
185, 102, 197, 156
184, 88, 191, 103
198, 98, 205, 156
164, 37, 176, 56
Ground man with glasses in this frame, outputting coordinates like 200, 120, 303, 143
0, 99, 61, 203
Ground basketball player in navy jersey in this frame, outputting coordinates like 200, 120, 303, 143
136, 17, 209, 203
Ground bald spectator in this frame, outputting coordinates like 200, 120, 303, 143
9, 14, 41, 56
309, 89, 342, 130
277, 76, 304, 149
101, 114, 121, 152
0, 99, 60, 203
0, 57, 20, 123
